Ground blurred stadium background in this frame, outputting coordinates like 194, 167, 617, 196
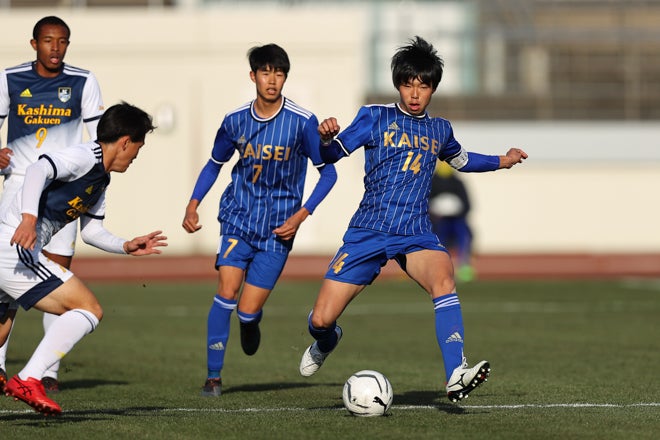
1, 0, 660, 280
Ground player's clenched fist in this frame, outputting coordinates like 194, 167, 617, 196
318, 118, 341, 144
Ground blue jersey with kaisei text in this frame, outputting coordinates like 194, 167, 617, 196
210, 97, 325, 253
0, 62, 104, 175
336, 103, 468, 236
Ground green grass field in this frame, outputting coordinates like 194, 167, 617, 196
1, 278, 658, 439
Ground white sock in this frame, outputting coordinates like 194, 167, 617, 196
19, 309, 99, 381
42, 312, 61, 379
0, 318, 14, 371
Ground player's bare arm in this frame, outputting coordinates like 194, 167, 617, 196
0, 148, 13, 169
273, 207, 310, 240
318, 118, 341, 144
182, 199, 202, 233
498, 148, 528, 169
123, 230, 168, 256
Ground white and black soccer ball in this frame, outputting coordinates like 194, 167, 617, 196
342, 370, 393, 417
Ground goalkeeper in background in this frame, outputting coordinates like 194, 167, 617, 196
299, 36, 527, 403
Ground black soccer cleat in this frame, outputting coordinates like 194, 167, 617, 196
240, 321, 261, 356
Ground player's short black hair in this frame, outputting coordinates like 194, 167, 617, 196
96, 102, 156, 143
33, 16, 71, 40
391, 36, 444, 91
247, 44, 290, 76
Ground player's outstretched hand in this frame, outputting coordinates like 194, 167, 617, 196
0, 148, 13, 170
182, 200, 202, 233
124, 230, 168, 256
318, 117, 341, 144
500, 148, 528, 169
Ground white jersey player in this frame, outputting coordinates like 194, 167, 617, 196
0, 16, 104, 393
0, 102, 166, 415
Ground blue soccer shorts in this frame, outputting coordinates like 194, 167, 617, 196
215, 234, 288, 290
325, 227, 448, 285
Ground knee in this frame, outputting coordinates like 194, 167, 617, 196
216, 286, 240, 301
431, 277, 456, 298
86, 303, 103, 322
309, 312, 334, 330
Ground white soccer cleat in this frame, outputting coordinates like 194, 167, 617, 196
446, 360, 490, 403
299, 326, 343, 377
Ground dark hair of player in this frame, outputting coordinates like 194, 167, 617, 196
391, 36, 444, 91
96, 102, 156, 143
33, 16, 71, 41
247, 44, 290, 76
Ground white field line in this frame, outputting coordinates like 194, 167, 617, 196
0, 402, 658, 415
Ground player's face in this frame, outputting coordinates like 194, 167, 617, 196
397, 78, 434, 116
31, 24, 70, 77
251, 66, 286, 104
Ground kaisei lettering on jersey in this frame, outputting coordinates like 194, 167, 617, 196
213, 98, 325, 254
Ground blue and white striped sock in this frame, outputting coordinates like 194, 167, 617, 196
433, 294, 465, 381
206, 295, 236, 379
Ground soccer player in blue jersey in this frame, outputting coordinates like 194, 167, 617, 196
0, 16, 105, 392
0, 102, 166, 415
182, 44, 337, 397
299, 36, 528, 403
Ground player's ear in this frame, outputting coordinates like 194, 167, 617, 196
121, 135, 131, 150
30, 39, 38, 51
249, 70, 257, 83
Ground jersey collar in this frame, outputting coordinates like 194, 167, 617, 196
250, 96, 285, 122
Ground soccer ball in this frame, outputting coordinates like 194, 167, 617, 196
342, 370, 393, 417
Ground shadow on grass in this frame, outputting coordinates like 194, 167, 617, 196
0, 406, 170, 426
223, 381, 341, 394
395, 389, 468, 414
51, 378, 129, 392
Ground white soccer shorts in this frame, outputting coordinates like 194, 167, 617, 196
0, 225, 74, 309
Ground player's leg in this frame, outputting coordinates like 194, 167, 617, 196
0, 181, 20, 385
236, 250, 288, 356
203, 265, 243, 396
203, 234, 259, 395
39, 312, 61, 392
235, 283, 268, 356
404, 245, 489, 402
5, 273, 102, 415
20, 275, 102, 377
0, 302, 18, 391
404, 248, 461, 372
40, 220, 77, 393
299, 279, 362, 377
301, 228, 387, 376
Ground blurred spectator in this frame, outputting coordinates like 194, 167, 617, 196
429, 161, 475, 282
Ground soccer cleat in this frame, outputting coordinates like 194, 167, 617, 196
4, 375, 62, 415
299, 326, 343, 377
446, 360, 490, 403
201, 378, 222, 397
41, 376, 60, 394
0, 368, 7, 392
240, 321, 261, 356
